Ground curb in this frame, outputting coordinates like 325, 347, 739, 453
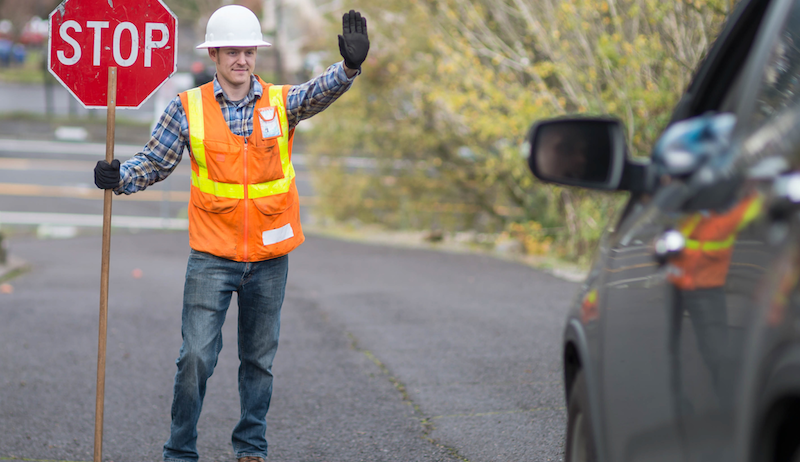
304, 226, 588, 283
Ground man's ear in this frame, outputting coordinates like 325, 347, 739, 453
208, 47, 218, 62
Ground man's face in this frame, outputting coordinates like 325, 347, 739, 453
536, 126, 589, 180
209, 47, 256, 89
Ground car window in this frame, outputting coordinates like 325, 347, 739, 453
750, 0, 800, 130
669, 0, 772, 124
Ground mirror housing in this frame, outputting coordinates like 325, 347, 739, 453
528, 117, 638, 191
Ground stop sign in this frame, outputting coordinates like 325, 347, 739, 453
48, 0, 177, 108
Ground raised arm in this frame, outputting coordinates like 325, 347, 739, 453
285, 10, 369, 129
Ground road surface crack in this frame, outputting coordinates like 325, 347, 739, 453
346, 332, 471, 462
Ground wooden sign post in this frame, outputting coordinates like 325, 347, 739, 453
94, 67, 116, 462
47, 0, 177, 459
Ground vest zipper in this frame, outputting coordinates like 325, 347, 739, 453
243, 138, 249, 261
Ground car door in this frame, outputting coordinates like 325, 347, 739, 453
595, 0, 780, 461
674, 0, 800, 459
598, 194, 686, 462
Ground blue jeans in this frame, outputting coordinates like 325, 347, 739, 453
163, 250, 288, 462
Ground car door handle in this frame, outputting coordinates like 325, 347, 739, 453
769, 172, 800, 219
654, 229, 686, 264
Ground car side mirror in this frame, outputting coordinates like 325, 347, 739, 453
527, 117, 628, 190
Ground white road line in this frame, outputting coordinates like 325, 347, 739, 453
0, 182, 190, 202
0, 138, 143, 157
0, 211, 188, 230
0, 138, 383, 171
0, 138, 310, 163
0, 157, 191, 173
0, 182, 317, 205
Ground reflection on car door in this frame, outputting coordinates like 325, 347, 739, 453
596, 1, 800, 460
669, 184, 766, 462
675, 0, 800, 459
599, 199, 686, 462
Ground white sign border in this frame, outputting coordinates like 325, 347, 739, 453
47, 0, 179, 110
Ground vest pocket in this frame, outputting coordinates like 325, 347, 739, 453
191, 189, 240, 214
249, 142, 285, 184
253, 191, 294, 215
203, 139, 244, 184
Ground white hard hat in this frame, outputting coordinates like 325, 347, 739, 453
196, 5, 272, 49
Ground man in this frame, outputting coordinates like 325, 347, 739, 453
534, 122, 610, 183
93, 5, 369, 462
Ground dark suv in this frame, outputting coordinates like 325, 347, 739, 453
527, 0, 800, 461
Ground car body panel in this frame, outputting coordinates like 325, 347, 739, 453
539, 0, 800, 460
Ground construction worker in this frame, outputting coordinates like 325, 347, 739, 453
533, 122, 612, 182
667, 190, 762, 292
667, 189, 761, 410
654, 112, 762, 410
92, 5, 369, 462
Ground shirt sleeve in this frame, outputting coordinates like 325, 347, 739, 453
116, 96, 188, 195
285, 61, 358, 130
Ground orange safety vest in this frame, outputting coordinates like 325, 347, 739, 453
667, 192, 761, 290
178, 78, 304, 262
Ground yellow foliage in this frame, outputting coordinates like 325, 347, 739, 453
561, 3, 578, 14
506, 221, 553, 255
306, 0, 730, 261
623, 42, 634, 55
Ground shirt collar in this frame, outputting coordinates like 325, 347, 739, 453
212, 74, 263, 104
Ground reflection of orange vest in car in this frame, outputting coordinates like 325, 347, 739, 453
178, 78, 304, 262
667, 193, 761, 291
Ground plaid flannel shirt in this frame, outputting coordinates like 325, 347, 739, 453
116, 62, 356, 195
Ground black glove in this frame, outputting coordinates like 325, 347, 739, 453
338, 10, 369, 70
94, 159, 121, 189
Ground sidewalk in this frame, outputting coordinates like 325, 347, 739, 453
0, 114, 150, 145
0, 116, 586, 284
0, 115, 150, 284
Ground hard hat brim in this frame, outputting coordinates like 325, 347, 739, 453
196, 39, 272, 49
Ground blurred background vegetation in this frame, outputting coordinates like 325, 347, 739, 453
0, 0, 733, 264
306, 0, 731, 263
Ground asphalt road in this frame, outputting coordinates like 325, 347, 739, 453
0, 122, 317, 231
0, 229, 574, 462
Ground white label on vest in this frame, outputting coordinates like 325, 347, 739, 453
263, 223, 294, 246
258, 107, 282, 139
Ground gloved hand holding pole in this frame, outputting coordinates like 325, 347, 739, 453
94, 159, 121, 190
48, 0, 178, 459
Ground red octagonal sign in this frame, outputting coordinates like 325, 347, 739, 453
48, 0, 177, 108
